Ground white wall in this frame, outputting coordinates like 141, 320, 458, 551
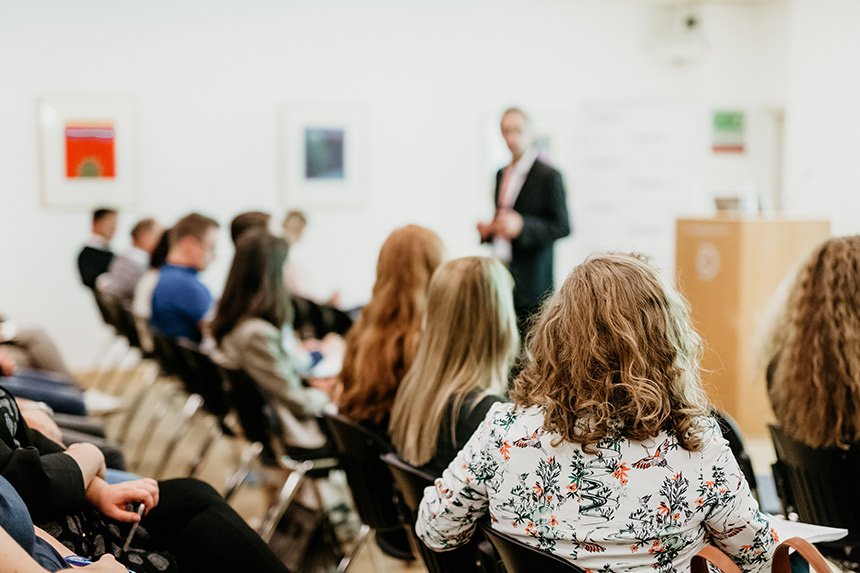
0, 0, 788, 369
783, 0, 860, 234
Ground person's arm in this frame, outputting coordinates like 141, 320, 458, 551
63, 442, 106, 486
699, 419, 777, 573
416, 403, 501, 550
515, 169, 570, 249
242, 325, 329, 417
0, 437, 88, 522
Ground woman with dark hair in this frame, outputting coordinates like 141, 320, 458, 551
213, 230, 329, 450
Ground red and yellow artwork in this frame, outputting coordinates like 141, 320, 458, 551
65, 122, 116, 178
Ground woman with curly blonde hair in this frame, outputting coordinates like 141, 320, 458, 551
337, 225, 444, 435
418, 253, 775, 573
765, 235, 860, 449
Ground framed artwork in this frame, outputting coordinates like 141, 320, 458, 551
281, 103, 368, 208
37, 98, 137, 208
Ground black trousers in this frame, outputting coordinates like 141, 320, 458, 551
142, 478, 288, 573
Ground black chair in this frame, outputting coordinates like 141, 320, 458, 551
769, 424, 860, 566
322, 413, 413, 569
481, 522, 586, 573
292, 296, 353, 339
89, 290, 136, 391
381, 453, 498, 573
713, 410, 759, 501
111, 305, 161, 445
132, 333, 203, 472
221, 367, 338, 551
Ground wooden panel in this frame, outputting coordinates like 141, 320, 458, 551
675, 218, 830, 438
676, 219, 742, 416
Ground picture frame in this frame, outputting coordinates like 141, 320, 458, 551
281, 103, 368, 208
37, 97, 137, 209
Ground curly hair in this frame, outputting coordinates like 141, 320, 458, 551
766, 236, 860, 448
337, 225, 444, 425
510, 253, 710, 452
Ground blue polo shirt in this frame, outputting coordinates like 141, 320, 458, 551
150, 264, 213, 343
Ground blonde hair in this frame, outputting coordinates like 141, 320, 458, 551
338, 225, 444, 425
390, 257, 519, 466
766, 236, 860, 448
511, 253, 709, 452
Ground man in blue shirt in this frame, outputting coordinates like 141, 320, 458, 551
150, 213, 219, 343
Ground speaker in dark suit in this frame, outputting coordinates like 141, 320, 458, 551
493, 159, 570, 315
478, 108, 571, 330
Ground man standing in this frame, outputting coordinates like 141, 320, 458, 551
76, 208, 117, 289
478, 107, 571, 331
150, 213, 219, 343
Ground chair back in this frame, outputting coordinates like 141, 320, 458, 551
92, 289, 121, 332
115, 303, 144, 351
713, 410, 758, 499
322, 413, 401, 531
174, 342, 231, 418
292, 296, 353, 339
381, 453, 495, 573
222, 367, 283, 461
481, 522, 585, 573
150, 331, 184, 379
769, 424, 860, 550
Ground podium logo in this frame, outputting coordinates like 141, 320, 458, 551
695, 242, 720, 281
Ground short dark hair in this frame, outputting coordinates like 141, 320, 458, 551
130, 218, 157, 242
93, 208, 117, 224
169, 213, 219, 247
230, 211, 271, 245
149, 228, 171, 269
212, 229, 293, 343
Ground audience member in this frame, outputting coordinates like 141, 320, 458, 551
337, 225, 444, 437
282, 210, 341, 307
132, 228, 170, 322
765, 235, 860, 448
77, 208, 117, 290
97, 217, 162, 303
212, 230, 329, 451
0, 474, 125, 571
150, 214, 219, 343
0, 385, 289, 573
229, 210, 270, 245
417, 253, 775, 572
390, 257, 518, 476
0, 319, 73, 377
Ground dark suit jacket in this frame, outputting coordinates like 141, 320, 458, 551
493, 158, 571, 312
77, 246, 114, 290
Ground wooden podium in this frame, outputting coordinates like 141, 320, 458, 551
675, 217, 830, 437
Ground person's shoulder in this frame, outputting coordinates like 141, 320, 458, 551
235, 317, 279, 337
530, 157, 561, 177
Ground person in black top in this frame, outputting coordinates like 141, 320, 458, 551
0, 385, 289, 573
77, 208, 117, 290
478, 107, 571, 333
389, 257, 519, 476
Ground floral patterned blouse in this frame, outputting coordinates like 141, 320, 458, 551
417, 402, 776, 573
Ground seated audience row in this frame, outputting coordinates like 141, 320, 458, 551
0, 382, 289, 572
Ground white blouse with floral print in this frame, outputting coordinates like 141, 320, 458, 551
417, 402, 776, 573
